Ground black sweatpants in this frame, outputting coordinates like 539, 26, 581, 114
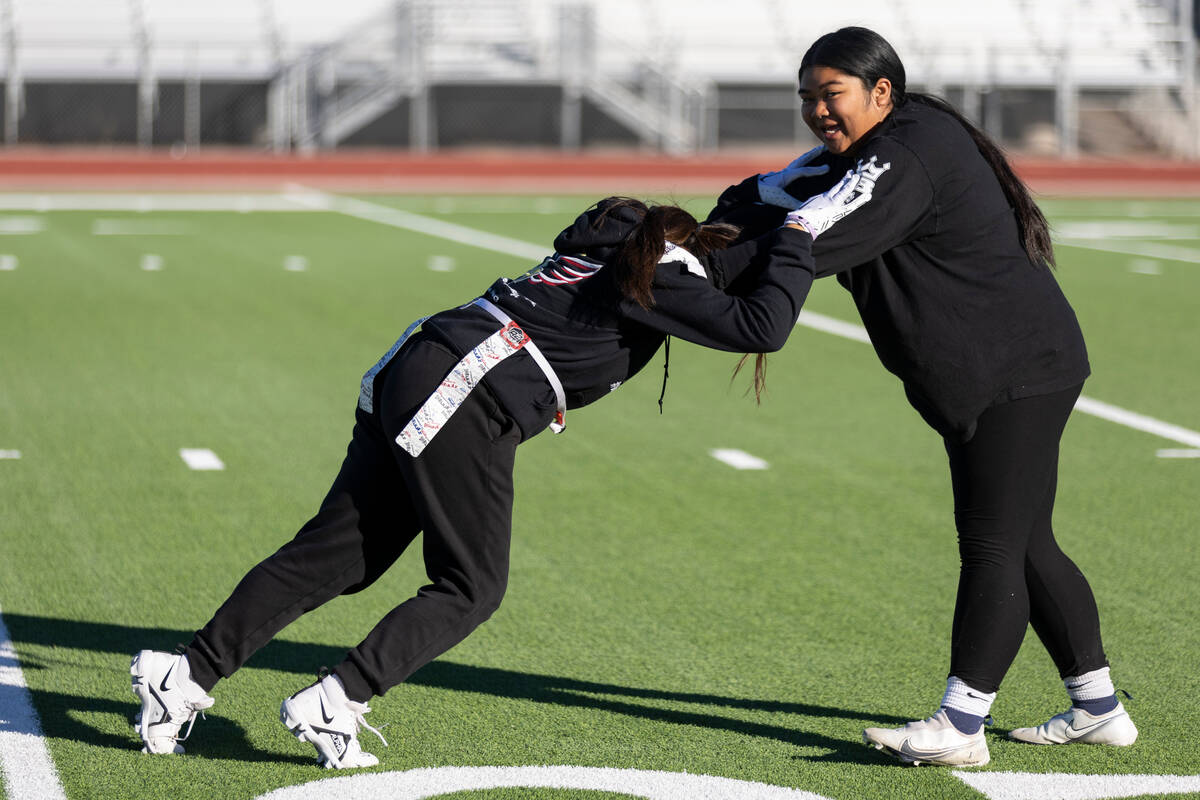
185, 335, 522, 702
945, 383, 1108, 694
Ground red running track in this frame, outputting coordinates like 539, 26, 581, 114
0, 148, 1197, 196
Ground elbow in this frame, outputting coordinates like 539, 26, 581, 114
763, 330, 790, 353
752, 320, 793, 353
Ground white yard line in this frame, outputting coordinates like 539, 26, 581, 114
1158, 449, 1200, 459
284, 186, 548, 261
1055, 238, 1200, 264
1054, 221, 1200, 239
92, 219, 190, 236
796, 310, 872, 344
0, 607, 68, 800
798, 309, 1200, 447
0, 193, 317, 212
1074, 398, 1200, 448
0, 216, 46, 234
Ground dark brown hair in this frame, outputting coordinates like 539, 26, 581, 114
607, 199, 739, 309
591, 198, 772, 401
800, 26, 1055, 267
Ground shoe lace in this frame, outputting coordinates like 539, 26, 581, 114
345, 700, 388, 748
173, 706, 207, 743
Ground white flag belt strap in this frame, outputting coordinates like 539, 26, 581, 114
392, 299, 568, 458
394, 315, 534, 457
473, 297, 567, 434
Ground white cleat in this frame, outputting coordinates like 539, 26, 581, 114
280, 675, 387, 769
1009, 702, 1137, 746
130, 650, 215, 754
863, 709, 990, 767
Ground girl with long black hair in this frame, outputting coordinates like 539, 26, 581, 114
129, 182, 873, 768
709, 26, 1136, 767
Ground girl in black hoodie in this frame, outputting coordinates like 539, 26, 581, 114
130, 184, 871, 768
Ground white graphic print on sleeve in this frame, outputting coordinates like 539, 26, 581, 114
529, 256, 603, 286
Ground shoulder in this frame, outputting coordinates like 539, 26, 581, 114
867, 102, 979, 173
846, 104, 976, 195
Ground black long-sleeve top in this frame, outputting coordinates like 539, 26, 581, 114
707, 100, 1090, 440
420, 215, 815, 441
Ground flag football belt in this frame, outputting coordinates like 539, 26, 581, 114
391, 298, 566, 458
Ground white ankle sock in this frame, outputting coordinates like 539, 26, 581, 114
941, 675, 996, 718
1064, 666, 1115, 702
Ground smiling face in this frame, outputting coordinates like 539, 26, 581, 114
798, 65, 894, 155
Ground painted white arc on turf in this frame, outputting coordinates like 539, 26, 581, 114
0, 606, 69, 800
953, 770, 1200, 800
253, 765, 830, 800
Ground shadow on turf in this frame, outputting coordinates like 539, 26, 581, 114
6, 613, 903, 765
407, 661, 904, 764
3, 614, 325, 765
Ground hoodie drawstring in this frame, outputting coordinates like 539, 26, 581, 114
657, 336, 670, 414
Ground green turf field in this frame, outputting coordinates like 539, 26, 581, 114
1, 191, 1197, 800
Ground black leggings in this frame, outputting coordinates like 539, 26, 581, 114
185, 336, 522, 702
945, 383, 1108, 694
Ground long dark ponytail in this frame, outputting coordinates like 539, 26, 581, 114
592, 198, 771, 400
611, 200, 739, 309
800, 27, 1055, 267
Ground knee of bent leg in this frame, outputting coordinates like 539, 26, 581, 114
475, 568, 509, 618
437, 568, 508, 622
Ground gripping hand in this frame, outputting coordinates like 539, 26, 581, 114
756, 146, 830, 209
785, 156, 891, 239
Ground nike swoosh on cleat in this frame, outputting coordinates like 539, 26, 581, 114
160, 662, 175, 692
319, 697, 335, 725
1065, 717, 1114, 738
899, 739, 974, 760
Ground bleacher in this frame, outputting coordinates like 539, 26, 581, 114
587, 0, 1184, 88
0, 0, 1194, 155
2, 0, 1187, 84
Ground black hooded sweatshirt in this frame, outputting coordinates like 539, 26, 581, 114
707, 100, 1090, 441
418, 203, 816, 441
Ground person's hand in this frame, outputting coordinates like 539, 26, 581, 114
757, 146, 830, 209
785, 157, 891, 239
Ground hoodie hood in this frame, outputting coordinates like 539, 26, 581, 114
552, 198, 645, 263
